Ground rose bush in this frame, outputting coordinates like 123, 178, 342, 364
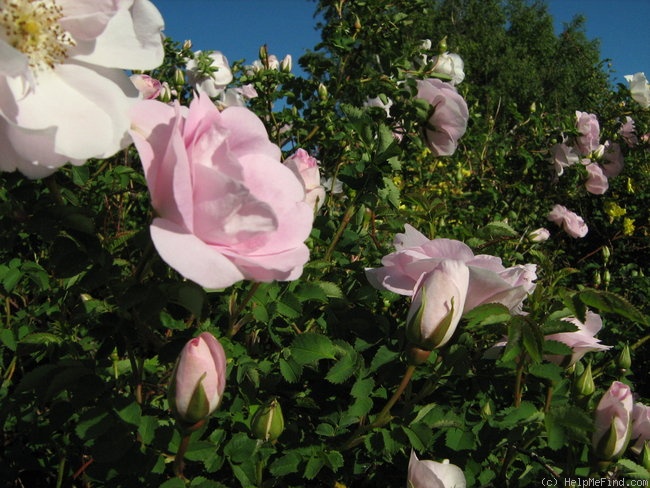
129, 94, 314, 289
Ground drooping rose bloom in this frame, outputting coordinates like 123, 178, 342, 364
631, 403, 650, 455
625, 72, 650, 108
583, 162, 609, 195
365, 225, 536, 314
545, 311, 611, 367
416, 78, 469, 156
406, 260, 470, 350
284, 149, 326, 213
129, 94, 314, 289
0, 0, 164, 178
407, 451, 466, 488
130, 74, 162, 100
601, 141, 624, 178
549, 142, 579, 176
575, 111, 601, 156
592, 381, 633, 460
168, 332, 227, 425
186, 51, 233, 98
547, 204, 588, 238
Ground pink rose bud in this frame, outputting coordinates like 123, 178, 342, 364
280, 54, 292, 73
416, 78, 469, 156
528, 227, 550, 242
284, 149, 326, 213
545, 311, 611, 367
168, 332, 227, 426
406, 260, 470, 350
592, 381, 634, 460
575, 111, 601, 156
407, 450, 466, 488
547, 204, 588, 238
129, 74, 163, 100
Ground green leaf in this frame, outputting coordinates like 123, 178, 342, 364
528, 362, 563, 383
279, 357, 302, 383
445, 428, 477, 451
290, 333, 336, 365
463, 303, 512, 329
326, 348, 358, 384
578, 289, 648, 325
269, 451, 302, 476
19, 332, 63, 346
617, 459, 650, 480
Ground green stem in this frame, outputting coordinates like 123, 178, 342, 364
173, 434, 191, 479
341, 364, 416, 450
56, 456, 65, 488
514, 359, 525, 407
228, 282, 261, 338
324, 204, 356, 262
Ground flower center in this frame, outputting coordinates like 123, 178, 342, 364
1, 0, 75, 72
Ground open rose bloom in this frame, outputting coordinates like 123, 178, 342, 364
129, 95, 314, 289
366, 224, 536, 314
416, 78, 469, 156
545, 311, 611, 367
547, 204, 588, 238
1, 0, 164, 178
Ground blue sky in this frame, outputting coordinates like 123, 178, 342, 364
153, 0, 649, 86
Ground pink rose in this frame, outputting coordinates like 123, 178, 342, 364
592, 381, 633, 460
619, 116, 638, 147
549, 142, 579, 176
430, 52, 465, 85
129, 95, 314, 289
168, 332, 227, 425
547, 204, 588, 238
575, 111, 601, 156
631, 403, 650, 455
365, 224, 537, 313
583, 161, 609, 195
416, 78, 469, 156
408, 451, 466, 488
625, 72, 650, 108
130, 74, 162, 100
284, 149, 326, 212
601, 141, 624, 178
545, 311, 610, 367
406, 260, 470, 350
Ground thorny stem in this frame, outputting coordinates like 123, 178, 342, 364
514, 359, 525, 408
228, 282, 261, 338
341, 365, 416, 451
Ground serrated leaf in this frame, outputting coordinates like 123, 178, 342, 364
326, 350, 357, 384
369, 345, 399, 372
269, 451, 302, 476
19, 332, 63, 346
290, 333, 336, 365
445, 428, 476, 451
617, 459, 650, 480
529, 362, 563, 382
279, 358, 302, 383
463, 303, 512, 329
484, 220, 518, 237
578, 289, 648, 325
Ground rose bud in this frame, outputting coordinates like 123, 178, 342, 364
406, 260, 469, 351
592, 381, 633, 460
251, 398, 285, 442
168, 332, 227, 428
407, 450, 466, 488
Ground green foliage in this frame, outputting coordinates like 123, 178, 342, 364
2, 1, 650, 487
